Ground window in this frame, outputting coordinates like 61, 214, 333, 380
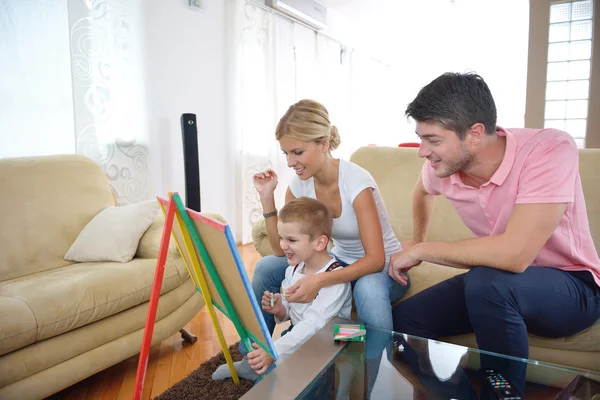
544, 1, 594, 148
526, 0, 598, 148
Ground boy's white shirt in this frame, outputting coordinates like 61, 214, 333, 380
273, 257, 352, 364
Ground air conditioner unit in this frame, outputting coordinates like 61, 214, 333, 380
268, 0, 328, 30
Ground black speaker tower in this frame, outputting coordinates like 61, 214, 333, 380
180, 113, 201, 212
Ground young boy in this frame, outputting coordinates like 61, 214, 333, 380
213, 197, 352, 381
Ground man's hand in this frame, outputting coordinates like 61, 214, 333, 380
261, 291, 284, 315
285, 274, 322, 303
389, 247, 421, 285
248, 343, 274, 375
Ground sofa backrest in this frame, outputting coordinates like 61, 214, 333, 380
0, 155, 115, 281
350, 146, 600, 253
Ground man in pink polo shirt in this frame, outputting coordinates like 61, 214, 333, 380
390, 72, 600, 397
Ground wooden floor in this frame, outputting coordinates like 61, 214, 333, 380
47, 244, 281, 400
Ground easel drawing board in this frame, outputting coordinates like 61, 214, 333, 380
132, 193, 277, 400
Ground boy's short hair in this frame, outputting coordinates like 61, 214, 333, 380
278, 197, 333, 240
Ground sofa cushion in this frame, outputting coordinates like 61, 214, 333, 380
0, 257, 189, 356
0, 155, 115, 282
65, 200, 159, 263
397, 262, 600, 353
0, 277, 198, 389
0, 296, 37, 356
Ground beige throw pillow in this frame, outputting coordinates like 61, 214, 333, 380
65, 200, 159, 263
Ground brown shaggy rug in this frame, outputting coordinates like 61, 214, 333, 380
154, 342, 254, 400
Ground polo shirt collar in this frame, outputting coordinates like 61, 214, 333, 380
450, 126, 516, 187
489, 127, 515, 186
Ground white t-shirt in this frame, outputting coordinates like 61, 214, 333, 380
288, 159, 402, 264
274, 258, 352, 363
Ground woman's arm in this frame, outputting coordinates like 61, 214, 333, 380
317, 188, 386, 287
262, 187, 296, 257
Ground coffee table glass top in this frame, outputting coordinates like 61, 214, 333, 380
296, 325, 600, 400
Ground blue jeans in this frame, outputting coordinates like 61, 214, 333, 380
392, 266, 600, 398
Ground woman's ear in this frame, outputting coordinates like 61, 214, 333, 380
315, 234, 329, 251
319, 140, 329, 153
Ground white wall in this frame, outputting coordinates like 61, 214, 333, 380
0, 0, 75, 158
325, 0, 530, 144
144, 0, 237, 238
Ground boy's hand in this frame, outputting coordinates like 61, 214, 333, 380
261, 291, 283, 315
248, 343, 274, 375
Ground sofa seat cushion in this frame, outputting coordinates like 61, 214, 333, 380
0, 257, 189, 356
444, 321, 600, 355
395, 262, 600, 353
526, 323, 600, 352
0, 296, 38, 356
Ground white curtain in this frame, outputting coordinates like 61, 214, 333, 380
0, 1, 76, 158
232, 0, 356, 243
67, 0, 153, 204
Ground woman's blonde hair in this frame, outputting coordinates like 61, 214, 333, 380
275, 99, 341, 151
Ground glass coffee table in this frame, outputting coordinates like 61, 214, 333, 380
242, 318, 600, 400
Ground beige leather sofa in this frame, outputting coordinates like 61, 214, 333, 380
0, 155, 205, 400
252, 146, 600, 374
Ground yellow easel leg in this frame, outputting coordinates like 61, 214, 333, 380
158, 200, 200, 290
158, 198, 240, 384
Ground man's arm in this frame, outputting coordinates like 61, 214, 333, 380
412, 202, 567, 272
412, 175, 436, 243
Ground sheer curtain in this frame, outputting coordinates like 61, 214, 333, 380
232, 0, 352, 243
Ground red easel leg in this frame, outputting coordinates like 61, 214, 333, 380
132, 197, 176, 400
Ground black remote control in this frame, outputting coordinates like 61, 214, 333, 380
483, 369, 522, 400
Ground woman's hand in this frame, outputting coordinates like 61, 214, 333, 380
253, 169, 278, 198
284, 274, 323, 303
248, 343, 274, 375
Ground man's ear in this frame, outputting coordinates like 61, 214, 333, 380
466, 123, 486, 145
315, 234, 329, 251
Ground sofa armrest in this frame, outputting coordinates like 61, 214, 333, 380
136, 211, 230, 260
252, 218, 274, 257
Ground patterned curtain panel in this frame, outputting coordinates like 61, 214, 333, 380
67, 0, 152, 205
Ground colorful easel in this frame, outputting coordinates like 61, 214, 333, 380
132, 193, 277, 400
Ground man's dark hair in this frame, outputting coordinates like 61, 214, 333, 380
405, 72, 497, 139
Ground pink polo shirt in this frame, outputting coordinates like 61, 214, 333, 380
422, 127, 600, 287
